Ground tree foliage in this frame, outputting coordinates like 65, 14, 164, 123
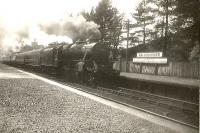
82, 0, 199, 61
82, 0, 123, 50
131, 0, 156, 46
130, 0, 199, 61
172, 0, 200, 60
20, 40, 44, 52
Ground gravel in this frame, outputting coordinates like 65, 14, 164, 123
0, 66, 179, 133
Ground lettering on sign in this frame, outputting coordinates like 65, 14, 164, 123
137, 52, 163, 58
133, 58, 167, 64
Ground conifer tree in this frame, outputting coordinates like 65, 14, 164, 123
131, 0, 155, 45
82, 0, 123, 50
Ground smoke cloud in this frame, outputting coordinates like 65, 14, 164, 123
0, 14, 100, 56
39, 15, 101, 42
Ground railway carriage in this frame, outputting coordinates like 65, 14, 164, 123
1, 56, 11, 64
24, 49, 42, 66
15, 53, 26, 65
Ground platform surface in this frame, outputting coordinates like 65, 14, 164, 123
120, 72, 200, 88
0, 63, 198, 133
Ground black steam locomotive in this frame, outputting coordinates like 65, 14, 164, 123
2, 41, 119, 84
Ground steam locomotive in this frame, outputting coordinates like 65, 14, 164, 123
2, 41, 119, 84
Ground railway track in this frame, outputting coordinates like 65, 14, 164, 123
99, 86, 198, 113
65, 83, 198, 129
13, 66, 199, 129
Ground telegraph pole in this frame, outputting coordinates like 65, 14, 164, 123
164, 0, 169, 57
198, 0, 200, 79
126, 19, 130, 72
198, 0, 200, 48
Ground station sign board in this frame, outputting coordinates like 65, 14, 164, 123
137, 52, 163, 58
133, 57, 167, 64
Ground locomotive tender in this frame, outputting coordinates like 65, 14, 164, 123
2, 41, 118, 83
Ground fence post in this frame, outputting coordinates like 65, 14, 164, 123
198, 57, 200, 79
119, 57, 122, 72
139, 63, 142, 74
155, 64, 158, 75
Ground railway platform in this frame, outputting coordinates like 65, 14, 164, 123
0, 63, 198, 133
120, 72, 199, 88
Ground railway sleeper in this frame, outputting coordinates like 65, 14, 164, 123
118, 87, 198, 113
74, 84, 197, 115
105, 88, 198, 114
182, 109, 198, 116
70, 81, 199, 117
73, 85, 198, 115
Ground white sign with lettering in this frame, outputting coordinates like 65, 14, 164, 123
133, 58, 167, 64
137, 52, 163, 58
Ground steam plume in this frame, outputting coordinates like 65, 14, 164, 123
0, 14, 100, 56
39, 15, 101, 42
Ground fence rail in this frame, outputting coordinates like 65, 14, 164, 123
114, 60, 200, 79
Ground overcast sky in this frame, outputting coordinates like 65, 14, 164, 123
0, 0, 139, 30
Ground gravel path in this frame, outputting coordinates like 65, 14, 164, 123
0, 64, 183, 132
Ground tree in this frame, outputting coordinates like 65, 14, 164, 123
129, 0, 199, 61
20, 40, 44, 52
148, 0, 176, 56
82, 0, 123, 50
131, 0, 155, 46
172, 0, 200, 60
81, 8, 96, 22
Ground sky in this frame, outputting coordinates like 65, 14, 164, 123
0, 0, 139, 26
0, 0, 139, 54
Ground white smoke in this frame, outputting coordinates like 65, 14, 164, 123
39, 15, 101, 41
0, 14, 100, 55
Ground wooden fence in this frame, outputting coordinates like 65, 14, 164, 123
114, 60, 200, 79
